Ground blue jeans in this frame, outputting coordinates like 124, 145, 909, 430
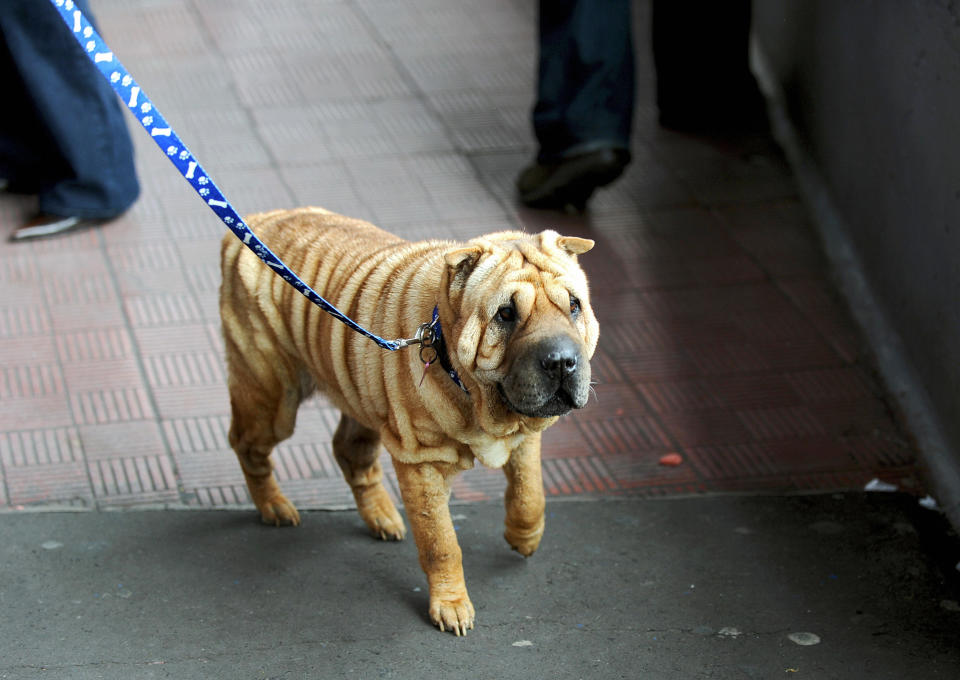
0, 0, 139, 218
533, 0, 635, 163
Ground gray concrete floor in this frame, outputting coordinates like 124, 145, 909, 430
2, 495, 959, 679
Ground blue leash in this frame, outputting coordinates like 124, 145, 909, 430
47, 0, 417, 352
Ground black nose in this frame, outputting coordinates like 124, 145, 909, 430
540, 341, 579, 378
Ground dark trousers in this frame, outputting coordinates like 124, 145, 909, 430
651, 0, 766, 132
0, 0, 139, 218
533, 0, 636, 163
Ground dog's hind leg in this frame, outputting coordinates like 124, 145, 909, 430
226, 366, 303, 527
333, 414, 406, 540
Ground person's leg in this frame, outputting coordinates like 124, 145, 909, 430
518, 0, 635, 211
0, 0, 139, 222
0, 39, 71, 194
652, 0, 767, 133
533, 0, 635, 162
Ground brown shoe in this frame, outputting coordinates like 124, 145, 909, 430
10, 213, 106, 242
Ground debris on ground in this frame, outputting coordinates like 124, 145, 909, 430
659, 453, 683, 467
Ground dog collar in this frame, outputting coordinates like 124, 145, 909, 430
420, 307, 469, 394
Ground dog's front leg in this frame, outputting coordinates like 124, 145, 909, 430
503, 432, 546, 556
393, 459, 474, 635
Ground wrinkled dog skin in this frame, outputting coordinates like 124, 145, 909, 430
220, 207, 599, 635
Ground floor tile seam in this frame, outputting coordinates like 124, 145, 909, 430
704, 201, 870, 374
609, 184, 860, 371
696, 475, 870, 492
0, 444, 8, 504
577, 346, 709, 489
591, 368, 703, 465
766, 274, 870, 353
277, 147, 510, 171
26, 244, 95, 507
595, 274, 815, 298
346, 0, 522, 226
633, 391, 867, 416
96, 0, 267, 505
600, 394, 910, 466
165, 0, 294, 205
38, 473, 895, 505
541, 454, 621, 494
184, 0, 364, 217
704, 213, 812, 300
0, 468, 919, 513
681, 441, 856, 476
641, 138, 812, 287
91, 218, 187, 507
607, 353, 853, 403
0, 425, 84, 470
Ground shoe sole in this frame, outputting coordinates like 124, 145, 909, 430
9, 217, 103, 242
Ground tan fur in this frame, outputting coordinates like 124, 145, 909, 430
220, 206, 598, 635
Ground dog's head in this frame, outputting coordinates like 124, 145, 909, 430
439, 230, 599, 433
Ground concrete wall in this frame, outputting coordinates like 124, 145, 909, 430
752, 2, 960, 496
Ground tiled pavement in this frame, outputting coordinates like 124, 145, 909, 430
0, 0, 920, 512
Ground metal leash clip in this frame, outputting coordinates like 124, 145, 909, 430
395, 318, 441, 387
393, 317, 439, 364
417, 322, 439, 367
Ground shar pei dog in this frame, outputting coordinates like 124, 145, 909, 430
219, 207, 599, 635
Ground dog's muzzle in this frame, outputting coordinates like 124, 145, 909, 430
499, 336, 591, 418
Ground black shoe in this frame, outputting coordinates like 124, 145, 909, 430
517, 148, 631, 212
9, 212, 106, 242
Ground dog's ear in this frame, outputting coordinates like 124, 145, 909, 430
444, 246, 483, 286
557, 236, 594, 256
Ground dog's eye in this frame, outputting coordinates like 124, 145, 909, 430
495, 305, 516, 323
570, 296, 581, 317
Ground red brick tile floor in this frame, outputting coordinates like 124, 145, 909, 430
0, 0, 920, 512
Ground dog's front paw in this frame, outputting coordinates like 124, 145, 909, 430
430, 592, 475, 636
504, 518, 545, 557
257, 494, 301, 527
